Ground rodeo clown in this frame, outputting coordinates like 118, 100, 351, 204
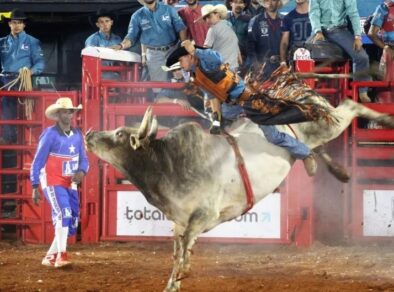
30, 97, 89, 268
166, 40, 335, 176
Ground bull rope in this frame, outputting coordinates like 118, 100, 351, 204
223, 131, 255, 214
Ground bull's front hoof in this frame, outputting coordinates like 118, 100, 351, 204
164, 281, 180, 292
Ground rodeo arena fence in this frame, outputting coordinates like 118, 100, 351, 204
0, 47, 393, 247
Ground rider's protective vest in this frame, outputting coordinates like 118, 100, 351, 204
383, 2, 394, 33
193, 62, 239, 102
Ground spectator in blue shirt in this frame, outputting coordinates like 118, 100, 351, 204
85, 8, 122, 80
309, 0, 371, 103
280, 0, 311, 66
0, 9, 44, 144
113, 0, 187, 86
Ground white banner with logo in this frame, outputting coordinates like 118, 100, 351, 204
116, 191, 281, 239
363, 190, 394, 236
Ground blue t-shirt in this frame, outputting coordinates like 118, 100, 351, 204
282, 9, 312, 48
126, 2, 186, 47
0, 31, 45, 74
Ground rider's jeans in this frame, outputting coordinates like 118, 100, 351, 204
259, 125, 310, 159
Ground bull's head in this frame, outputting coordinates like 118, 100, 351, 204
85, 106, 158, 168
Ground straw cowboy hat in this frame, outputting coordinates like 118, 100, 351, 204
161, 62, 181, 72
45, 97, 82, 120
195, 4, 228, 22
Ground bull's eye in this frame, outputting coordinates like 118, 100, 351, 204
116, 131, 124, 138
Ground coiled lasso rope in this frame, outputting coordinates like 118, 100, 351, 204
0, 67, 34, 120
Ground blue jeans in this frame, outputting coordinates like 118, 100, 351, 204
221, 103, 244, 121
259, 125, 310, 159
324, 29, 371, 93
146, 46, 176, 92
1, 76, 18, 143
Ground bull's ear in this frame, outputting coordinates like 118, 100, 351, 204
130, 134, 141, 150
137, 106, 153, 139
147, 115, 158, 141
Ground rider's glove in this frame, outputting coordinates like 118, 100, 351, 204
209, 112, 222, 135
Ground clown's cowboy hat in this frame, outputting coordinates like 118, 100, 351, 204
195, 4, 228, 22
45, 97, 82, 120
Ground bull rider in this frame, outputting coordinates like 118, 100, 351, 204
166, 40, 335, 176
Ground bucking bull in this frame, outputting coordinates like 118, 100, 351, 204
85, 68, 394, 292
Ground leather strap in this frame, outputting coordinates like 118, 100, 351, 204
223, 131, 255, 214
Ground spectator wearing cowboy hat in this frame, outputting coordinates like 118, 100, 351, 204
113, 0, 186, 87
0, 9, 44, 144
199, 4, 244, 128
31, 97, 89, 268
85, 8, 122, 80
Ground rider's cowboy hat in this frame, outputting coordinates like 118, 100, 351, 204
195, 4, 228, 22
166, 42, 205, 68
45, 97, 82, 120
89, 8, 117, 27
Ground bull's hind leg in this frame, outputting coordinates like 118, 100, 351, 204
340, 99, 394, 128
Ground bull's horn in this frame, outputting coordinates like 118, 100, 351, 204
147, 116, 158, 141
137, 106, 153, 139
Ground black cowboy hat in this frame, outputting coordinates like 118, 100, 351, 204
89, 8, 117, 26
7, 9, 28, 21
166, 45, 205, 68
224, 0, 250, 11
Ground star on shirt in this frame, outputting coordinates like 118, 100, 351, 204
69, 144, 76, 154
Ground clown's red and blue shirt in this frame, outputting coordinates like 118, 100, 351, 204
30, 125, 89, 189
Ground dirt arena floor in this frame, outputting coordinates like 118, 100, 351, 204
1, 240, 394, 292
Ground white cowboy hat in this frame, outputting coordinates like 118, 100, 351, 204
161, 62, 181, 72
195, 4, 228, 23
45, 97, 82, 120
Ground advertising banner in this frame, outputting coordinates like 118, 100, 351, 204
117, 191, 281, 239
363, 190, 394, 237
